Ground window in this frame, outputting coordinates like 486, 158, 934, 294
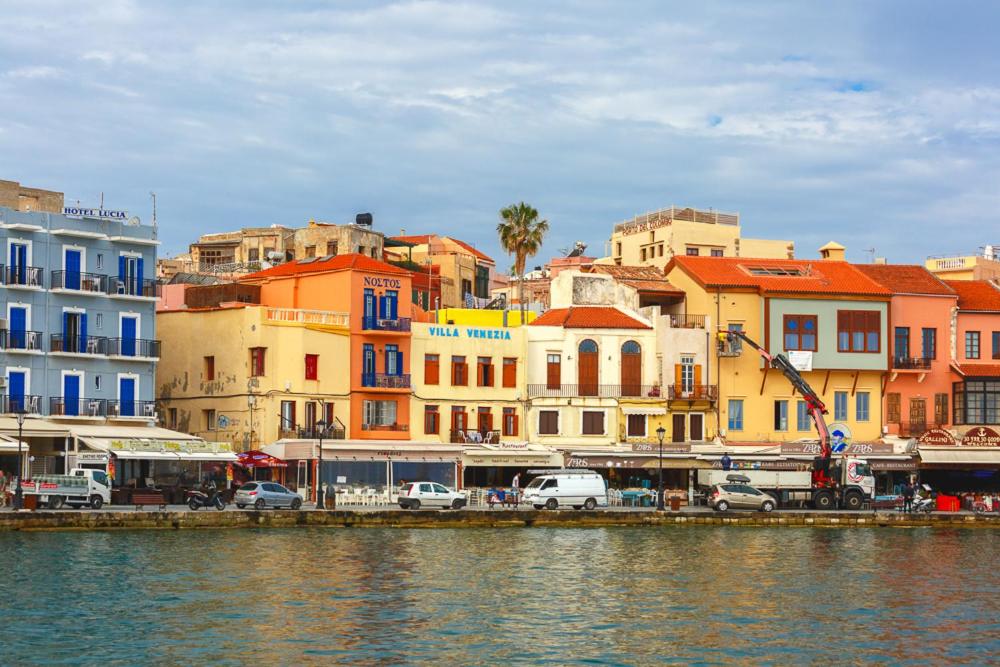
477, 406, 492, 432
204, 356, 215, 381
835, 392, 848, 421
305, 245, 316, 258
993, 332, 1000, 360
894, 327, 910, 359
502, 408, 518, 436
305, 354, 318, 381
887, 393, 901, 423
363, 400, 397, 427
856, 392, 870, 422
324, 402, 335, 426
627, 414, 646, 437
424, 354, 440, 385
774, 400, 788, 431
641, 248, 647, 261
966, 331, 981, 359
385, 344, 400, 376
686, 247, 699, 256
204, 409, 216, 431
477, 356, 494, 387
424, 405, 439, 434
582, 411, 605, 435
922, 328, 937, 360
796, 401, 811, 431
450, 406, 467, 433
934, 393, 948, 426
95, 313, 103, 329
326, 241, 338, 256
837, 311, 880, 353
280, 401, 296, 432
746, 266, 806, 277
250, 347, 266, 377
615, 242, 622, 256
538, 410, 559, 435
727, 400, 744, 431
680, 354, 695, 392
451, 356, 468, 386
658, 244, 664, 257
954, 380, 1000, 425
783, 315, 818, 351
95, 375, 101, 391
168, 407, 177, 430
502, 358, 517, 388
96, 253, 104, 270
546, 354, 561, 390
710, 248, 724, 257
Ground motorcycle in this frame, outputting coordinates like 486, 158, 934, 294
187, 484, 226, 511
973, 496, 999, 514
912, 484, 935, 514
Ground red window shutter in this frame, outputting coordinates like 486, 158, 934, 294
503, 359, 517, 388
546, 360, 560, 389
305, 354, 318, 380
425, 355, 439, 385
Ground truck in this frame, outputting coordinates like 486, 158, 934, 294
718, 330, 876, 510
22, 468, 112, 509
696, 460, 875, 509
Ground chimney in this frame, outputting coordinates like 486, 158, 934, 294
818, 241, 846, 261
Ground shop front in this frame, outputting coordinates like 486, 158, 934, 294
321, 442, 463, 493
918, 427, 1000, 495
0, 416, 71, 476
565, 445, 709, 505
461, 443, 562, 488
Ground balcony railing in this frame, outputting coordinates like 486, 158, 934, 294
667, 385, 718, 400
50, 270, 109, 293
892, 356, 932, 370
264, 307, 350, 327
108, 338, 161, 358
450, 429, 501, 444
361, 422, 409, 432
898, 421, 941, 437
669, 314, 707, 329
50, 334, 109, 355
361, 373, 412, 389
278, 424, 348, 440
527, 384, 663, 398
0, 329, 43, 351
2, 265, 44, 287
110, 277, 161, 298
107, 400, 158, 419
1, 394, 42, 414
50, 397, 108, 417
361, 316, 412, 332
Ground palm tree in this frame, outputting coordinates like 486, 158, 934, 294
497, 202, 549, 320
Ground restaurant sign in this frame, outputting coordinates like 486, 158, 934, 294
780, 441, 894, 455
961, 427, 1000, 448
917, 428, 957, 447
711, 460, 807, 471
630, 441, 691, 453
111, 439, 233, 454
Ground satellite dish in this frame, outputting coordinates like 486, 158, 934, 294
127, 216, 141, 226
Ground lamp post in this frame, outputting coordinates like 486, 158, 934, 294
14, 409, 26, 510
656, 425, 666, 511
315, 419, 327, 510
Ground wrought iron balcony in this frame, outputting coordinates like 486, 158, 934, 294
50, 397, 108, 417
898, 421, 942, 437
450, 429, 501, 444
0, 329, 43, 351
361, 422, 409, 432
669, 314, 707, 329
108, 338, 161, 358
361, 315, 411, 332
109, 277, 161, 298
528, 384, 663, 398
50, 334, 109, 355
2, 265, 44, 287
361, 373, 411, 389
278, 423, 347, 440
1, 394, 42, 414
50, 270, 109, 293
892, 356, 932, 370
667, 385, 718, 400
107, 400, 158, 419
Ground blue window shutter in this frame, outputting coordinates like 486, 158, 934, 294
118, 255, 126, 281
63, 311, 70, 345
397, 351, 404, 376
80, 313, 88, 353
136, 257, 144, 294
378, 296, 387, 319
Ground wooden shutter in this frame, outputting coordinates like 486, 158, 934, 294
424, 407, 439, 434
674, 364, 683, 396
694, 364, 703, 397
503, 358, 517, 388
579, 351, 598, 396
886, 393, 901, 423
547, 358, 561, 389
425, 355, 439, 385
478, 407, 492, 432
621, 352, 641, 396
935, 393, 948, 426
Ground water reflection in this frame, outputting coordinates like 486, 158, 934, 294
2, 527, 1000, 664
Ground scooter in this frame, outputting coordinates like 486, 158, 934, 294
912, 484, 935, 513
187, 484, 226, 511
973, 495, 999, 514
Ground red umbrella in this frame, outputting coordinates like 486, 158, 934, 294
235, 450, 289, 469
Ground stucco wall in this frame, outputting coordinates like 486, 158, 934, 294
766, 298, 889, 371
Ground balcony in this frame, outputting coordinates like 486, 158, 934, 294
50, 397, 107, 418
109, 277, 161, 298
361, 422, 409, 432
362, 316, 411, 332
50, 270, 109, 294
50, 334, 109, 356
107, 400, 157, 419
278, 423, 347, 440
361, 373, 412, 389
669, 314, 707, 329
0, 329, 43, 352
450, 429, 501, 444
108, 338, 161, 359
264, 307, 350, 328
1, 265, 44, 288
1, 394, 42, 414
667, 385, 718, 401
898, 422, 941, 437
892, 356, 932, 370
527, 384, 663, 398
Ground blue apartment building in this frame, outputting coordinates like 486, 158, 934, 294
0, 205, 160, 425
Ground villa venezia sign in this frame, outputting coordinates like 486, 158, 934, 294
429, 326, 512, 341
961, 427, 1000, 447
63, 206, 129, 221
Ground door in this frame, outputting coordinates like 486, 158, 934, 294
8, 306, 27, 349
362, 344, 376, 385
121, 317, 138, 357
10, 243, 27, 284
8, 371, 26, 412
120, 255, 143, 295
119, 377, 136, 416
578, 340, 598, 396
363, 289, 375, 326
690, 413, 704, 441
65, 248, 82, 290
64, 374, 81, 416
621, 342, 641, 396
672, 413, 686, 443
910, 398, 927, 435
432, 483, 451, 506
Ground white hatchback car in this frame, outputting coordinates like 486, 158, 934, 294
397, 482, 467, 510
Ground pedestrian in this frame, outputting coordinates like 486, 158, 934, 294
720, 452, 732, 471
0, 470, 7, 508
902, 480, 915, 513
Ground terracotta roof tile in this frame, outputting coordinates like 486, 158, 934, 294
667, 256, 890, 297
853, 264, 956, 296
389, 234, 494, 263
448, 237, 494, 263
957, 364, 1000, 377
587, 265, 684, 295
944, 280, 1000, 311
530, 306, 651, 329
241, 253, 410, 280
391, 234, 433, 245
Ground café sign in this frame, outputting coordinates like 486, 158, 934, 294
961, 427, 1000, 448
917, 428, 956, 447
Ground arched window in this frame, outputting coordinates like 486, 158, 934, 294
621, 341, 642, 396
578, 339, 599, 395
621, 341, 641, 355
579, 339, 598, 354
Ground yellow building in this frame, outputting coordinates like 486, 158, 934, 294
925, 249, 1000, 282
608, 205, 794, 268
156, 303, 351, 450
387, 234, 496, 308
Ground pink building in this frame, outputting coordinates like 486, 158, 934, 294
946, 280, 1000, 427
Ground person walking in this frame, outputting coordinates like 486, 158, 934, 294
0, 470, 8, 508
720, 453, 733, 471
902, 480, 915, 513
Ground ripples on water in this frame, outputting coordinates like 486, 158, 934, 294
2, 527, 999, 665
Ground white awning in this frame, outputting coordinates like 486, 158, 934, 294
621, 407, 667, 416
112, 450, 179, 460
919, 448, 1000, 466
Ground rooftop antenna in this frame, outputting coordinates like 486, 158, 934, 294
865, 247, 876, 263
100, 192, 104, 208
150, 191, 158, 239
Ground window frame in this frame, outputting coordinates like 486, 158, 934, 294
581, 410, 605, 435
502, 407, 518, 436
727, 399, 744, 431
502, 358, 517, 388
538, 410, 559, 435
922, 328, 937, 360
477, 356, 494, 387
204, 355, 215, 382
304, 353, 319, 381
774, 400, 789, 431
834, 391, 848, 421
837, 310, 881, 353
424, 405, 439, 434
424, 354, 440, 385
451, 355, 468, 386
249, 347, 266, 377
856, 392, 870, 422
966, 331, 981, 359
783, 314, 818, 352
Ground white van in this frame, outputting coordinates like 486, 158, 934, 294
522, 470, 608, 510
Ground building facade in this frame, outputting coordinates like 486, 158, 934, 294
925, 249, 1000, 282
948, 280, 1000, 427
388, 234, 495, 308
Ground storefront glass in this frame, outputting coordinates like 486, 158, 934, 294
391, 461, 455, 487
322, 461, 388, 490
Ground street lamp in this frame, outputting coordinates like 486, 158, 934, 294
14, 409, 26, 510
656, 425, 666, 511
315, 418, 327, 510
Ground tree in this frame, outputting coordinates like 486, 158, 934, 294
497, 202, 549, 320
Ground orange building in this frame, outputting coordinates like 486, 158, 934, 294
242, 254, 418, 440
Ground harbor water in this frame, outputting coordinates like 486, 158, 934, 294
2, 527, 999, 665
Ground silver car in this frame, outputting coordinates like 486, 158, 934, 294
235, 482, 303, 510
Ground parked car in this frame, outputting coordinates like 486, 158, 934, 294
522, 470, 608, 510
397, 482, 467, 509
235, 482, 303, 510
708, 480, 776, 512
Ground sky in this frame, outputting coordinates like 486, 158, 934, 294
2, 0, 999, 267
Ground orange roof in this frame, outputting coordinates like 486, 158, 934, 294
391, 234, 433, 245
944, 280, 1000, 311
586, 265, 684, 296
667, 256, 890, 297
389, 234, 493, 263
957, 364, 1000, 377
449, 237, 494, 263
531, 306, 651, 329
853, 264, 956, 297
241, 253, 410, 281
